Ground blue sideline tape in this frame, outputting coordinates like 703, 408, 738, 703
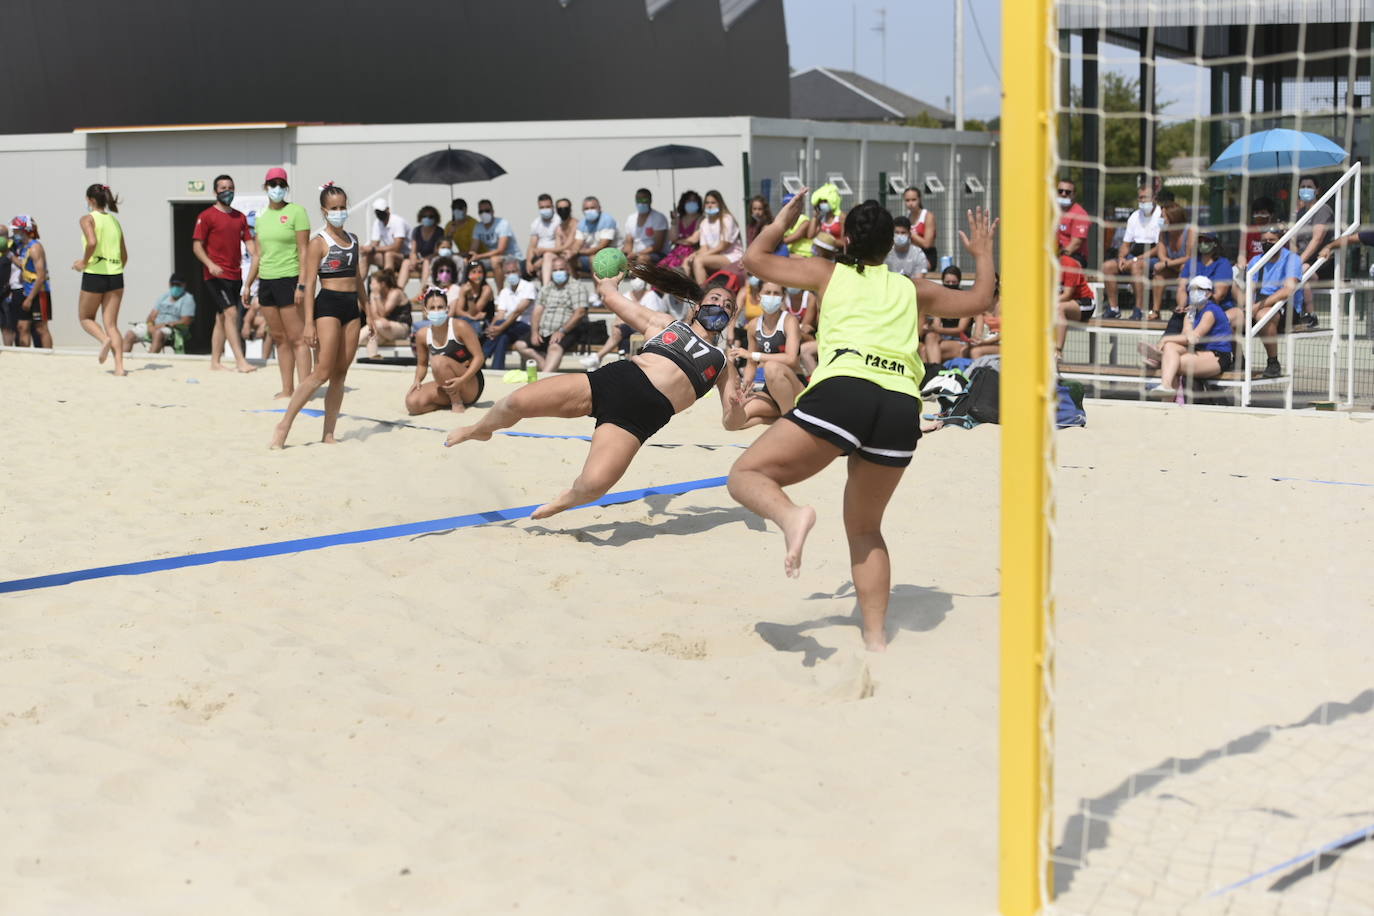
1207, 821, 1374, 896
0, 475, 729, 595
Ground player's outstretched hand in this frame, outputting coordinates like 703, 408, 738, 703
958, 207, 999, 259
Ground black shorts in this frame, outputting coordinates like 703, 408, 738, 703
80, 272, 124, 294
258, 276, 298, 307
461, 369, 487, 407
0, 289, 24, 330
314, 288, 362, 324
588, 358, 676, 443
786, 376, 922, 467
24, 290, 51, 322
206, 277, 242, 313
1203, 348, 1235, 373
1076, 297, 1095, 316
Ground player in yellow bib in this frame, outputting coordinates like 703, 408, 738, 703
75, 184, 130, 375
730, 190, 998, 651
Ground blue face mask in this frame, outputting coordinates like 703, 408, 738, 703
552, 270, 568, 284
1298, 187, 1317, 203
683, 201, 700, 215
421, 216, 436, 227
267, 186, 288, 203
705, 206, 720, 217
817, 201, 831, 214
452, 208, 466, 221
504, 273, 519, 288
427, 309, 449, 325
696, 305, 731, 331
583, 209, 600, 223
636, 202, 650, 215
169, 285, 185, 298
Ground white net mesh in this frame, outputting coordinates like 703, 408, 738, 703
1045, 1, 1374, 912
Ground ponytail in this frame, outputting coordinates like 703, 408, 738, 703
838, 200, 896, 272
630, 263, 706, 304
86, 183, 120, 213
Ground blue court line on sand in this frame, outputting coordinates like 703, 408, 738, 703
0, 475, 729, 596
1207, 821, 1374, 896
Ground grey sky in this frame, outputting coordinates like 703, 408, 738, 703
781, 0, 1005, 119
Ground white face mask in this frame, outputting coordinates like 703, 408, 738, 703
1138, 202, 1153, 217
1056, 195, 1072, 209
479, 212, 494, 225
427, 309, 449, 325
629, 277, 647, 292
325, 209, 348, 227
267, 186, 288, 203
760, 294, 783, 314
504, 273, 519, 288
438, 247, 453, 258
539, 207, 554, 220
1188, 289, 1210, 306
583, 209, 600, 223
893, 234, 910, 248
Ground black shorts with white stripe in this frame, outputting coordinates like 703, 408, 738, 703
785, 375, 921, 467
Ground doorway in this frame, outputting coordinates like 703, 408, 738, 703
170, 202, 212, 353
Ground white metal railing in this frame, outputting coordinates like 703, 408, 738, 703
1241, 161, 1360, 407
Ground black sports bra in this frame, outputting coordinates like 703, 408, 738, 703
641, 320, 726, 398
428, 320, 473, 363
317, 229, 359, 279
755, 316, 787, 354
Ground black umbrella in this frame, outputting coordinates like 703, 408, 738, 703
623, 144, 723, 205
395, 147, 507, 198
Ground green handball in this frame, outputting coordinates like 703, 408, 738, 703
592, 247, 628, 279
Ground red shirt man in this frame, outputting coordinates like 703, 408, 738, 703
1056, 179, 1091, 262
1059, 254, 1095, 303
191, 174, 258, 372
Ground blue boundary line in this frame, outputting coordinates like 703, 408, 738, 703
1207, 821, 1374, 896
0, 475, 729, 595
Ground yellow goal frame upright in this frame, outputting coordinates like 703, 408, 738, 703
999, 0, 1054, 913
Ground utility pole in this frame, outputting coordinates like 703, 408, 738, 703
852, 3, 857, 72
872, 8, 888, 85
954, 0, 965, 129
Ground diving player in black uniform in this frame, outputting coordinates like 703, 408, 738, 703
445, 265, 743, 519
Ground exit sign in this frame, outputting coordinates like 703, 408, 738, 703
187, 179, 205, 193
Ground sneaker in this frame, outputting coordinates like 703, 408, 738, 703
1101, 308, 1121, 320
1263, 358, 1281, 378
1127, 308, 1144, 321
579, 354, 601, 370
1299, 312, 1319, 329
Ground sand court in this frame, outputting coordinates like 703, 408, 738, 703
2, 350, 1372, 913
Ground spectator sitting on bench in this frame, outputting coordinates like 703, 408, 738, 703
1052, 253, 1095, 361
968, 276, 1002, 360
580, 273, 667, 370
363, 198, 410, 272
485, 256, 537, 370
1101, 185, 1163, 319
527, 193, 560, 284
398, 205, 443, 289
1151, 200, 1194, 320
428, 255, 463, 317
123, 272, 195, 354
923, 266, 971, 364
621, 188, 668, 268
1151, 275, 1235, 395
1239, 197, 1276, 267
885, 216, 930, 279
444, 198, 478, 258
574, 197, 618, 279
512, 255, 588, 372
468, 199, 522, 286
360, 268, 413, 358
1240, 225, 1303, 379
455, 258, 495, 332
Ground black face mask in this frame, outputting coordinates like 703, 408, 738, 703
696, 305, 731, 331
556, 206, 572, 221
216, 190, 235, 206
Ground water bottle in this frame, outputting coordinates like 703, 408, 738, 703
525, 359, 537, 383
939, 255, 953, 272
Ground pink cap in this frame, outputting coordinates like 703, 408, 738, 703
264, 167, 289, 184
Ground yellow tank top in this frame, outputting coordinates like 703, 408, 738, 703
86, 210, 124, 275
787, 215, 813, 257
804, 262, 923, 398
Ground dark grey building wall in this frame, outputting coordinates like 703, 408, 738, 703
6, 0, 789, 133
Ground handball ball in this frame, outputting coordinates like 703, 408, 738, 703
592, 247, 628, 279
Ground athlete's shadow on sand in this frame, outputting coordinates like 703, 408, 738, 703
754, 581, 955, 667
525, 493, 767, 546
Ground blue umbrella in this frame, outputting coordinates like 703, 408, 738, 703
1209, 129, 1347, 174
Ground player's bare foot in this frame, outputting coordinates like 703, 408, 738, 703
445, 424, 490, 447
210, 362, 228, 371
98, 341, 110, 364
530, 489, 579, 520
321, 434, 338, 444
269, 422, 289, 449
862, 629, 888, 652
113, 368, 127, 377
780, 505, 816, 579
273, 390, 292, 399
236, 363, 257, 373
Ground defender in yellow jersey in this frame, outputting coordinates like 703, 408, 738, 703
730, 191, 998, 651
74, 184, 130, 376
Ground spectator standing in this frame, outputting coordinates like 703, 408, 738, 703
1056, 177, 1092, 265
486, 255, 537, 370
1100, 186, 1163, 319
444, 198, 478, 255
121, 273, 195, 354
359, 268, 412, 358
1243, 225, 1303, 379
903, 186, 938, 265
74, 184, 129, 375
9, 216, 53, 349
270, 183, 366, 449
399, 205, 444, 289
659, 191, 703, 270
192, 176, 257, 372
468, 198, 522, 285
688, 190, 743, 285
244, 167, 312, 397
574, 197, 618, 277
621, 188, 668, 267
1151, 200, 1195, 319
1239, 197, 1276, 267
514, 255, 587, 372
363, 198, 410, 272
527, 193, 561, 283
885, 216, 930, 279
